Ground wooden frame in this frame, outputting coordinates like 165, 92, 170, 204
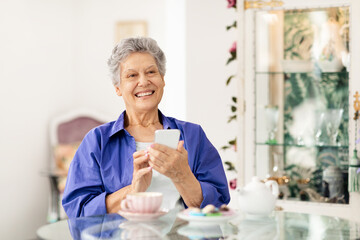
115, 21, 148, 43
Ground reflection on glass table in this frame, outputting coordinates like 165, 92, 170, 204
37, 209, 360, 240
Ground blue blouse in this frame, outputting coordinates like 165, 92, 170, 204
62, 110, 230, 218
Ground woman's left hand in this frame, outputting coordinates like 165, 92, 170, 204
147, 140, 191, 183
148, 140, 204, 207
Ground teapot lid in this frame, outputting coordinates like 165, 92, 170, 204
244, 176, 266, 190
251, 176, 261, 182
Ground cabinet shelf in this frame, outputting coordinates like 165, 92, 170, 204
256, 142, 349, 149
255, 71, 349, 75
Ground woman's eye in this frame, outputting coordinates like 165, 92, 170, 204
128, 74, 136, 78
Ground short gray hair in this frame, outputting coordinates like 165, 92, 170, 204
107, 37, 166, 86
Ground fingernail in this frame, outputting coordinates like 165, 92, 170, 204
148, 166, 152, 170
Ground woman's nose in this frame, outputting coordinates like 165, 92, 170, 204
138, 73, 150, 86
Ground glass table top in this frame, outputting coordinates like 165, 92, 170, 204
37, 209, 360, 240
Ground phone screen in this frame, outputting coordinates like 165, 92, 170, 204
154, 129, 180, 149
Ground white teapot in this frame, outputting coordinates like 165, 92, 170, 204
238, 176, 279, 217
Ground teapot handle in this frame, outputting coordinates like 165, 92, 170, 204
265, 180, 279, 198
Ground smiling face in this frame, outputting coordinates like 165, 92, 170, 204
115, 52, 165, 113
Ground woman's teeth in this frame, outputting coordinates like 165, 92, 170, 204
136, 91, 154, 97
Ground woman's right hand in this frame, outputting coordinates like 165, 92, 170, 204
131, 150, 152, 192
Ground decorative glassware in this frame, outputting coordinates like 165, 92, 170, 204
323, 165, 344, 199
325, 109, 344, 146
286, 119, 305, 146
265, 106, 279, 144
315, 17, 346, 72
272, 152, 284, 177
289, 100, 319, 146
314, 110, 326, 146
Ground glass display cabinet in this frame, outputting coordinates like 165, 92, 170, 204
256, 6, 349, 203
237, 0, 360, 218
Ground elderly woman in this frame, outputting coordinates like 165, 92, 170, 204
62, 37, 230, 218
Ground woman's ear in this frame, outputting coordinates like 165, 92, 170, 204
114, 85, 122, 96
162, 75, 165, 86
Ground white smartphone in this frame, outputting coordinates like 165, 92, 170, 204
154, 129, 180, 149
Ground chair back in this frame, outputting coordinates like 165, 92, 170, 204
49, 109, 113, 191
50, 109, 112, 146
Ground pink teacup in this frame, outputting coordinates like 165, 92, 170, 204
120, 192, 163, 213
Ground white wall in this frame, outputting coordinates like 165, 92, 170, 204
0, 0, 168, 238
71, 0, 172, 118
185, 0, 239, 192
163, 0, 186, 119
0, 0, 75, 238
0, 0, 236, 238
70, 0, 186, 120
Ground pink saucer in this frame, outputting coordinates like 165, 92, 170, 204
118, 209, 169, 221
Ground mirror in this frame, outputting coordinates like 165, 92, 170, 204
254, 6, 350, 203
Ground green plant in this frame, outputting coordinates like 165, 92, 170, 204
284, 10, 313, 60
222, 1, 238, 175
